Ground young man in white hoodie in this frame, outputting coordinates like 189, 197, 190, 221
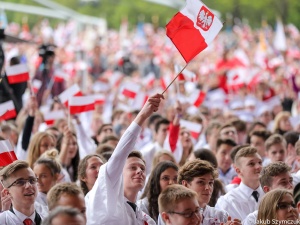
85, 93, 164, 225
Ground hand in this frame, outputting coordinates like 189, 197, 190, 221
221, 216, 241, 225
27, 95, 38, 117
134, 93, 164, 126
62, 127, 73, 146
1, 189, 12, 211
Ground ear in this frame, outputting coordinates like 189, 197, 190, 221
161, 212, 171, 224
235, 166, 241, 175
263, 186, 270, 193
2, 188, 10, 197
181, 180, 188, 187
297, 202, 300, 214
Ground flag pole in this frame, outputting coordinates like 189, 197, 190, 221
68, 103, 71, 128
162, 63, 189, 95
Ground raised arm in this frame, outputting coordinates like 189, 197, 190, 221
106, 93, 164, 185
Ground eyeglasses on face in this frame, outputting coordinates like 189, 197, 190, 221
6, 178, 38, 188
276, 202, 296, 210
168, 208, 203, 218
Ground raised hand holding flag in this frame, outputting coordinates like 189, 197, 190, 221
163, 0, 223, 94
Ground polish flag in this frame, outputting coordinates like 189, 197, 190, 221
43, 110, 65, 125
109, 71, 123, 88
143, 72, 156, 88
93, 94, 105, 105
227, 68, 247, 91
32, 79, 42, 94
0, 101, 16, 121
58, 84, 82, 106
166, 0, 223, 63
121, 82, 140, 99
175, 65, 196, 81
6, 64, 29, 84
180, 119, 202, 139
54, 70, 66, 82
133, 92, 148, 110
189, 89, 206, 107
69, 96, 95, 115
0, 140, 18, 167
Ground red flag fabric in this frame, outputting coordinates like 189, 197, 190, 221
0, 140, 18, 167
175, 65, 196, 82
32, 79, 42, 94
58, 84, 82, 106
180, 119, 202, 139
43, 110, 65, 125
92, 94, 105, 105
121, 82, 140, 99
54, 70, 66, 82
0, 101, 16, 121
69, 96, 95, 115
189, 90, 206, 107
6, 64, 29, 84
166, 0, 223, 63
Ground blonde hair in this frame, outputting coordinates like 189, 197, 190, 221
257, 189, 293, 224
158, 184, 197, 213
234, 146, 258, 166
152, 150, 176, 169
272, 111, 291, 133
35, 149, 62, 176
27, 132, 55, 168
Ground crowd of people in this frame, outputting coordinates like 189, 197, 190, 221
0, 16, 300, 225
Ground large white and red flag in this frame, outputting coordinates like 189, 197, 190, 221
189, 89, 206, 107
6, 64, 29, 84
92, 94, 106, 105
121, 82, 140, 99
166, 0, 223, 63
175, 65, 196, 82
180, 119, 202, 139
69, 96, 95, 115
0, 100, 16, 121
43, 110, 66, 126
0, 140, 18, 167
58, 84, 82, 106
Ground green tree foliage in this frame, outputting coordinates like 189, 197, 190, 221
1, 0, 300, 29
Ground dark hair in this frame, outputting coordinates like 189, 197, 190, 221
141, 161, 178, 222
97, 124, 113, 135
101, 151, 113, 161
230, 119, 247, 132
247, 130, 272, 143
216, 138, 237, 152
95, 144, 114, 155
193, 148, 218, 168
148, 114, 162, 127
154, 118, 170, 133
208, 179, 225, 207
56, 133, 80, 182
101, 135, 119, 145
283, 131, 300, 146
42, 206, 83, 225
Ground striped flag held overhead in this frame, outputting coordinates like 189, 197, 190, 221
0, 140, 18, 167
69, 96, 95, 115
58, 84, 82, 106
6, 64, 29, 84
0, 100, 16, 121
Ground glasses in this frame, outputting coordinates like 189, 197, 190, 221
276, 202, 296, 210
168, 208, 203, 218
7, 178, 38, 188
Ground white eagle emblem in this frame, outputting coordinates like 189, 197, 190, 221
197, 6, 214, 31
